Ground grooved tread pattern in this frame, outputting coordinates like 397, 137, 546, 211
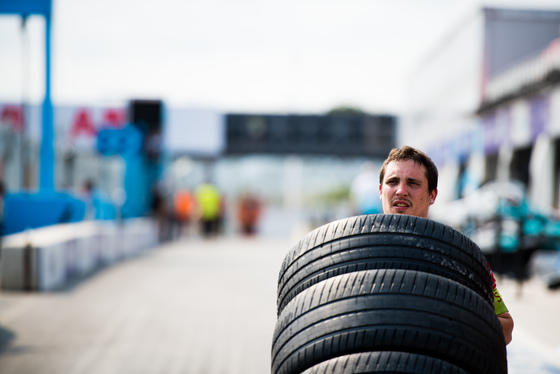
277, 214, 493, 315
271, 269, 507, 374
300, 351, 469, 374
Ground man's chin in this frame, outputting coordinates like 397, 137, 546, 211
390, 207, 411, 215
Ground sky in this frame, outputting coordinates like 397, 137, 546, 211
1, 0, 560, 115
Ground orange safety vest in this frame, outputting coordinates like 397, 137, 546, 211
174, 191, 194, 222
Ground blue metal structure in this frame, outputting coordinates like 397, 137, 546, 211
96, 123, 159, 219
0, 0, 54, 190
1, 2, 165, 234
0, 0, 101, 235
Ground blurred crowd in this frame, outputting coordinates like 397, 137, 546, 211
150, 181, 263, 243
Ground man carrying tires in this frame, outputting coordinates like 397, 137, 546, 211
379, 145, 514, 345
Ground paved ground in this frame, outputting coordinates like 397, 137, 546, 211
497, 275, 560, 374
0, 235, 291, 374
1, 233, 560, 374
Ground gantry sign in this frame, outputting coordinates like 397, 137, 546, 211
225, 113, 396, 157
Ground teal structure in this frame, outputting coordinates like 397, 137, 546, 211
0, 0, 54, 190
0, 1, 162, 234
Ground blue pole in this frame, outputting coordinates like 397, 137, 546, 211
39, 4, 54, 190
0, 1, 54, 190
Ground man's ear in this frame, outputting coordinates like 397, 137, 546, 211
430, 188, 438, 204
379, 184, 382, 199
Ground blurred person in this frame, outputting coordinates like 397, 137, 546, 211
350, 161, 382, 215
379, 145, 513, 345
81, 179, 97, 220
0, 180, 4, 246
217, 193, 227, 235
151, 183, 170, 243
237, 191, 262, 236
173, 188, 196, 237
195, 182, 222, 238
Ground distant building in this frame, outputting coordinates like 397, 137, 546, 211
401, 7, 560, 213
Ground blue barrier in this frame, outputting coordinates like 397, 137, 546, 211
3, 190, 117, 235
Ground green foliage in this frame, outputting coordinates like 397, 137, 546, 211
326, 105, 366, 116
308, 185, 351, 204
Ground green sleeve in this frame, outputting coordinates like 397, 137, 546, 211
493, 287, 509, 315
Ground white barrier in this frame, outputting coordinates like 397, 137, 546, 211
0, 219, 158, 291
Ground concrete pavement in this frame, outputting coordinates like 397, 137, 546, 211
0, 235, 291, 374
1, 233, 560, 373
497, 275, 560, 374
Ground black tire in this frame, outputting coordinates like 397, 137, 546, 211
271, 269, 507, 374
277, 214, 493, 315
300, 352, 469, 374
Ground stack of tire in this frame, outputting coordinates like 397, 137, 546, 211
272, 214, 507, 374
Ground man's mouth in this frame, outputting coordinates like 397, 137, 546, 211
392, 200, 411, 209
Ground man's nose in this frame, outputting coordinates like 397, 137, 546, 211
396, 182, 408, 195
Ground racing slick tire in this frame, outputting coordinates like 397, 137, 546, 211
300, 351, 469, 374
271, 269, 507, 374
277, 214, 494, 315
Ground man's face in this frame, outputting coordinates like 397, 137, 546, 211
379, 159, 437, 219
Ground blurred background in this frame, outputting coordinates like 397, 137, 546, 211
1, 0, 559, 239
2, 0, 560, 373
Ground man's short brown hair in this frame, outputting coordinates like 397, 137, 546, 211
379, 145, 438, 193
